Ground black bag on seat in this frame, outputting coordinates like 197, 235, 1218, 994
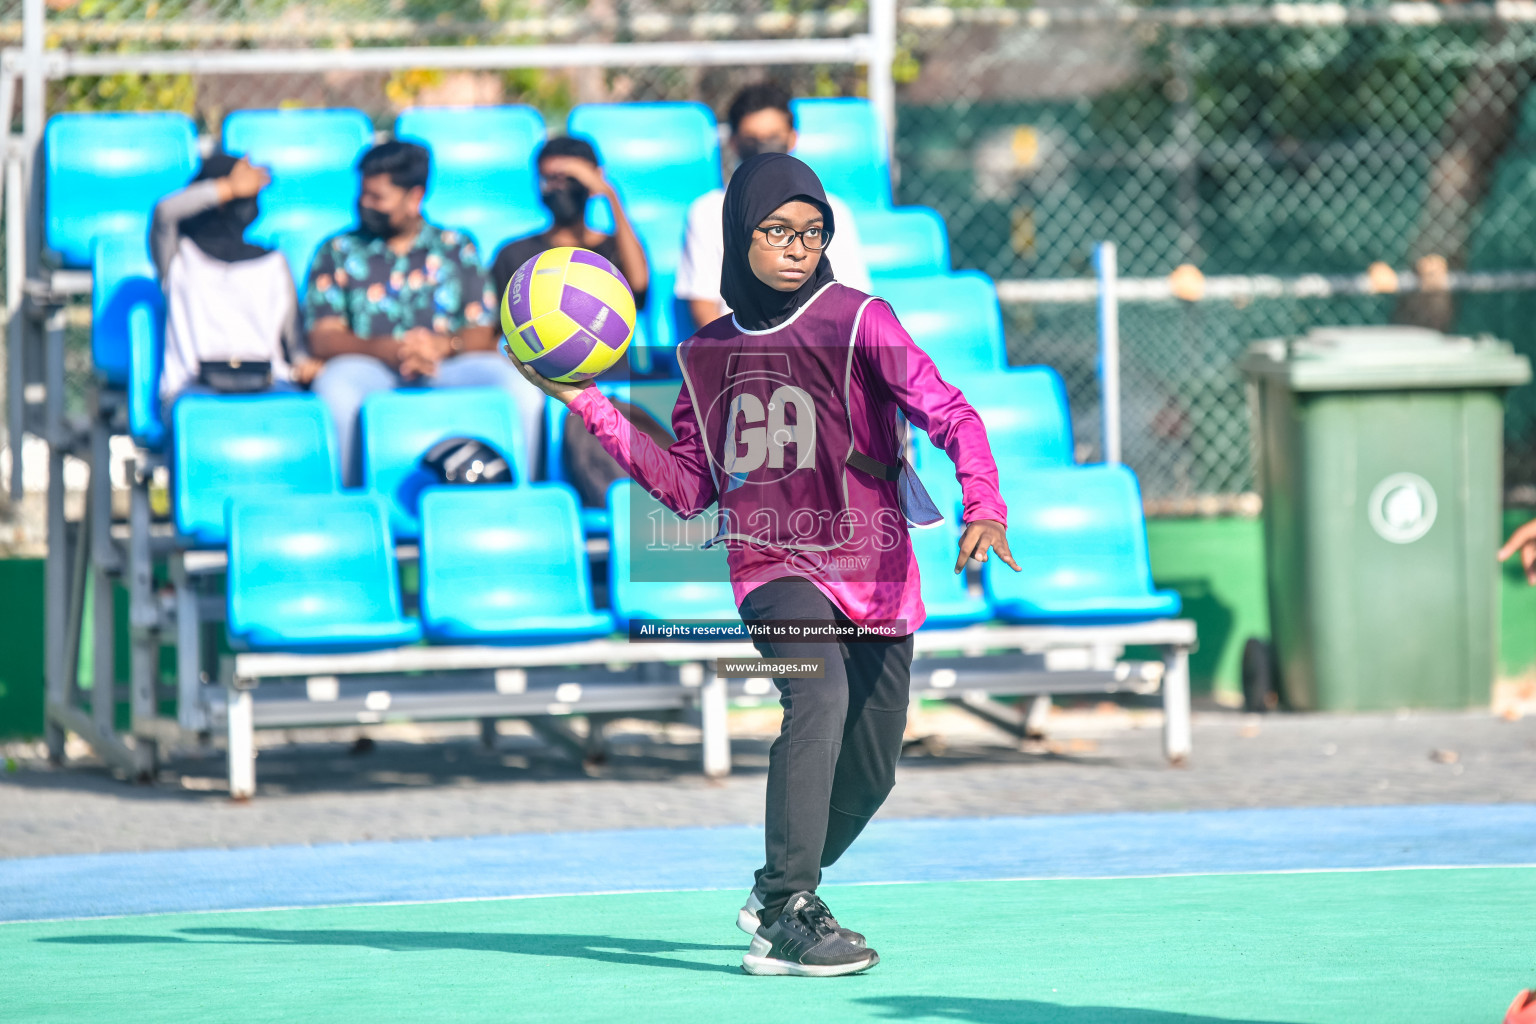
421, 436, 514, 485
198, 360, 272, 393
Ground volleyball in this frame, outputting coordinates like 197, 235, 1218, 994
500, 246, 636, 383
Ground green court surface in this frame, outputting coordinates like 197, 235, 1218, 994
8, 868, 1533, 1024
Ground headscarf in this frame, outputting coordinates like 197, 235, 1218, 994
719, 153, 836, 331
179, 152, 271, 263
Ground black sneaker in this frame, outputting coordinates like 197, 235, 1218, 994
741, 891, 879, 977
738, 887, 866, 947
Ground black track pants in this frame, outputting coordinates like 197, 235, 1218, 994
737, 576, 914, 923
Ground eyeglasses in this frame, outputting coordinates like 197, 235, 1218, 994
753, 224, 830, 251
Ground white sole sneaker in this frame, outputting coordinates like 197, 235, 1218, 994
740, 934, 880, 978
736, 889, 765, 935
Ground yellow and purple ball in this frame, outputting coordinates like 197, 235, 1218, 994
500, 246, 636, 383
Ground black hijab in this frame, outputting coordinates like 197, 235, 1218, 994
720, 153, 836, 331
180, 152, 270, 263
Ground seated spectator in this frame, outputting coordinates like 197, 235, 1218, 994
490, 136, 651, 313
675, 82, 871, 331
307, 141, 541, 484
492, 135, 661, 487
151, 152, 320, 415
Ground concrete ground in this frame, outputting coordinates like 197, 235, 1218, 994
2, 702, 1534, 859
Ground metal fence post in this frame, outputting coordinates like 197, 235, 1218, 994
1093, 241, 1121, 465
699, 666, 730, 778
868, 0, 898, 165
1161, 643, 1192, 766
5, 137, 24, 505
42, 304, 67, 754
227, 683, 255, 799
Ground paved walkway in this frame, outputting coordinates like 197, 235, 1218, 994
2, 707, 1533, 858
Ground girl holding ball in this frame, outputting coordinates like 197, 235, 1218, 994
507, 153, 1017, 977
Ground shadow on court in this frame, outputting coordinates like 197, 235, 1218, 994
40, 926, 744, 975
39, 934, 1308, 1020
856, 995, 1300, 1024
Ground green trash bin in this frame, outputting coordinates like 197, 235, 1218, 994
1241, 326, 1531, 711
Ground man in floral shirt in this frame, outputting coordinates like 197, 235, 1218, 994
306, 141, 540, 484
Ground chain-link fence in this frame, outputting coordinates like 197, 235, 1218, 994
27, 1, 872, 128
894, 4, 1536, 503
12, 0, 1536, 504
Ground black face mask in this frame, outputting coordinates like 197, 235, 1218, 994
735, 135, 791, 162
541, 181, 590, 226
227, 195, 260, 233
357, 204, 398, 239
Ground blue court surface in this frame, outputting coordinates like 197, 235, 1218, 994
4, 802, 1534, 922
5, 804, 1534, 1023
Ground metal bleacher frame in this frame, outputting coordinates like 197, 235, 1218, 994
217, 622, 1194, 798
2, 1, 1197, 797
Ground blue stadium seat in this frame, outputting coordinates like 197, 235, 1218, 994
567, 103, 722, 358
878, 270, 1006, 379
909, 465, 991, 628
627, 271, 692, 374
983, 464, 1181, 624
90, 236, 161, 387
544, 380, 680, 532
360, 387, 528, 540
128, 318, 168, 451
268, 230, 330, 293
90, 236, 170, 449
858, 206, 950, 277
912, 367, 1074, 474
790, 98, 891, 211
45, 112, 199, 269
395, 105, 550, 261
227, 493, 422, 652
172, 393, 340, 547
221, 108, 375, 281
607, 481, 737, 629
419, 484, 613, 643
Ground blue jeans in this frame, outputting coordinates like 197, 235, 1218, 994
311, 351, 544, 487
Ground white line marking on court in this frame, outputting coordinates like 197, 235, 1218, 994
4, 862, 1535, 927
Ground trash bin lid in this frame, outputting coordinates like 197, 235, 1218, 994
1241, 326, 1532, 392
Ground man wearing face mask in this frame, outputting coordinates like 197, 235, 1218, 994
675, 82, 870, 331
491, 135, 660, 490
306, 141, 542, 485
489, 135, 650, 315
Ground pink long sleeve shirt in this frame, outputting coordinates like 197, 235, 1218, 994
570, 296, 1007, 633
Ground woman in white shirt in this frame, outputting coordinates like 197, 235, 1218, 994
151, 152, 320, 415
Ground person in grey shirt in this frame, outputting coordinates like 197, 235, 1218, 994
150, 151, 320, 413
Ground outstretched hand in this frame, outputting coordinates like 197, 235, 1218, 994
956, 518, 1021, 574
501, 341, 593, 407
1499, 517, 1536, 586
